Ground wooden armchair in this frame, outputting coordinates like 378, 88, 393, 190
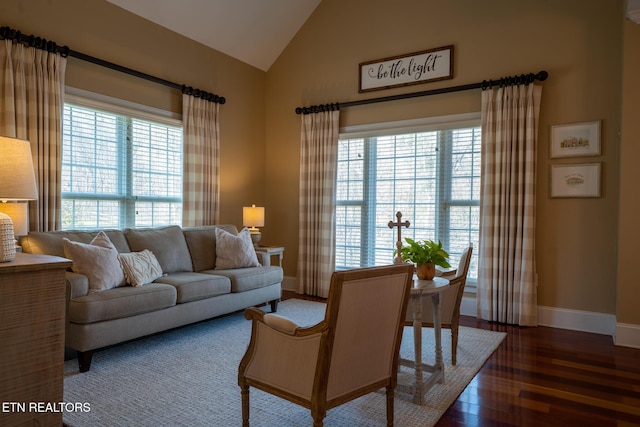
405, 245, 473, 365
238, 264, 414, 427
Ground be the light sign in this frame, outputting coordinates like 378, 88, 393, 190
359, 45, 454, 93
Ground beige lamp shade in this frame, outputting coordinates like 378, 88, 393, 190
0, 136, 38, 262
0, 136, 38, 201
243, 205, 265, 228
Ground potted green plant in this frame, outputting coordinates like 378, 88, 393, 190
396, 238, 451, 280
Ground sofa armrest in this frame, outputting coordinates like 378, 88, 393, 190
66, 271, 89, 299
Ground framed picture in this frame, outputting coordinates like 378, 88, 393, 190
359, 45, 454, 93
550, 121, 600, 158
550, 163, 601, 198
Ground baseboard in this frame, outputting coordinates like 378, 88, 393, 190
615, 323, 640, 349
461, 294, 623, 339
282, 276, 297, 292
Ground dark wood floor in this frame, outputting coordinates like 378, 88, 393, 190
282, 291, 640, 426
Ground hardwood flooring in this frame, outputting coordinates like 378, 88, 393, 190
282, 291, 640, 426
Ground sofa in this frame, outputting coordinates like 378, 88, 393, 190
20, 224, 282, 372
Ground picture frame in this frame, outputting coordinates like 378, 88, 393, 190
550, 121, 601, 158
550, 163, 601, 198
359, 45, 454, 93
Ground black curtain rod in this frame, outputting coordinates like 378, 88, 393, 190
295, 70, 548, 114
0, 26, 226, 104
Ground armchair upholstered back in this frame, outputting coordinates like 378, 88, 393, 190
238, 264, 414, 427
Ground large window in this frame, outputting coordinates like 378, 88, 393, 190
335, 115, 481, 282
62, 99, 183, 229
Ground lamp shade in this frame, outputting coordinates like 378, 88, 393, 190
0, 136, 38, 201
243, 205, 265, 227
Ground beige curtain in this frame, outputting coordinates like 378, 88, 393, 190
296, 110, 340, 298
0, 40, 67, 232
477, 83, 542, 326
181, 94, 220, 226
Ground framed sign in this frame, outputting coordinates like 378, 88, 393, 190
359, 45, 454, 93
550, 121, 601, 158
550, 163, 601, 198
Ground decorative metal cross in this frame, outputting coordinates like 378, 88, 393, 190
388, 211, 410, 264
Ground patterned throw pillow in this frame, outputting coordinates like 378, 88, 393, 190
63, 231, 126, 293
118, 250, 163, 287
214, 227, 261, 269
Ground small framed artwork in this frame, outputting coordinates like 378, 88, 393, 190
550, 121, 601, 158
550, 163, 601, 198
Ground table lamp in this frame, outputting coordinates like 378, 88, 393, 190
243, 204, 265, 248
0, 136, 38, 262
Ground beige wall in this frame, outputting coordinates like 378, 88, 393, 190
266, 0, 625, 318
0, 0, 266, 227
2, 0, 636, 327
618, 18, 640, 326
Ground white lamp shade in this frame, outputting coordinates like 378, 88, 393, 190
0, 202, 29, 236
0, 136, 38, 201
243, 205, 265, 227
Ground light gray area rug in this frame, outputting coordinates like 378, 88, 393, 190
63, 299, 505, 427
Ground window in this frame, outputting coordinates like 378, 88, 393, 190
335, 115, 481, 283
62, 99, 183, 229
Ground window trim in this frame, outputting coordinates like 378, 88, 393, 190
65, 87, 182, 126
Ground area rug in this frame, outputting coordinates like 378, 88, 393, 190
63, 299, 505, 426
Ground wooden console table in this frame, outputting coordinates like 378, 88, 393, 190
0, 253, 72, 427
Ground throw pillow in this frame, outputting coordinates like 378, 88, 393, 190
118, 250, 163, 287
63, 231, 126, 294
214, 227, 260, 269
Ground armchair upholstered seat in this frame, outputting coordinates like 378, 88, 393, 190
405, 245, 473, 365
238, 264, 414, 427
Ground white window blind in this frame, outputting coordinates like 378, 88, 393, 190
335, 116, 481, 282
62, 102, 183, 229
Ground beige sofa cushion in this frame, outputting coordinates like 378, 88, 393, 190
155, 272, 231, 303
68, 283, 177, 324
21, 229, 129, 257
183, 225, 238, 271
125, 226, 192, 273
205, 266, 283, 293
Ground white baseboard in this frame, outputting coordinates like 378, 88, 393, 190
615, 323, 640, 349
286, 281, 640, 348
461, 295, 637, 344
282, 276, 297, 292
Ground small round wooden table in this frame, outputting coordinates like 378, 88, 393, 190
397, 276, 450, 405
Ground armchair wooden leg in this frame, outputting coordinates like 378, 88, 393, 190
241, 384, 250, 427
386, 385, 395, 426
269, 299, 278, 312
451, 327, 459, 366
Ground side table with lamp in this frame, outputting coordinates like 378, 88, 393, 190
242, 205, 285, 267
0, 136, 72, 427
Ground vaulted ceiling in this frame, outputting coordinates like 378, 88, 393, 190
105, 0, 321, 72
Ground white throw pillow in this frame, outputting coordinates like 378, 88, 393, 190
214, 227, 261, 269
118, 250, 163, 287
63, 231, 126, 294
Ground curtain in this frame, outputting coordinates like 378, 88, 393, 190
182, 94, 220, 226
477, 83, 542, 326
296, 110, 340, 298
0, 40, 67, 232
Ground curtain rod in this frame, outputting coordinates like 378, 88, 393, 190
295, 70, 548, 114
0, 26, 226, 105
